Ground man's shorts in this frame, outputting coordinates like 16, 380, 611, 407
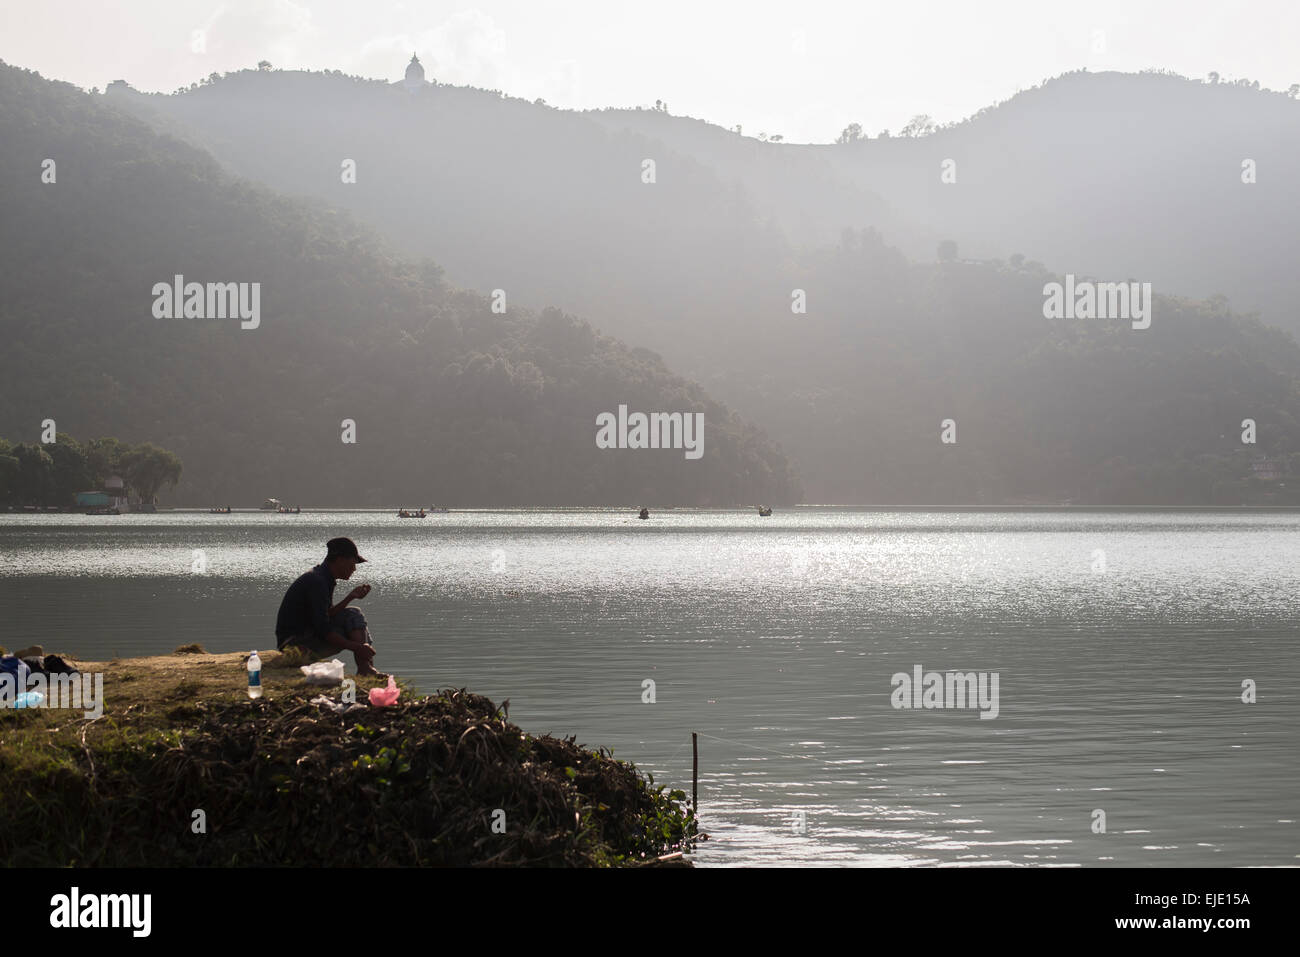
282, 607, 372, 659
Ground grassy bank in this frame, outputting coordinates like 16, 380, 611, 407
0, 648, 697, 866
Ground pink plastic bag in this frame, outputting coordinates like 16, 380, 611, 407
368, 675, 400, 707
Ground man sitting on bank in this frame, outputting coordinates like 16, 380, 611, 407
275, 537, 382, 677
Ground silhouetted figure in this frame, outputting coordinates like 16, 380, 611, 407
275, 537, 382, 677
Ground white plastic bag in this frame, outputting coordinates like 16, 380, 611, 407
300, 658, 345, 686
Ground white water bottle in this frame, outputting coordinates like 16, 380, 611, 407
247, 650, 262, 699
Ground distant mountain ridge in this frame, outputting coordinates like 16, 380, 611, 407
588, 70, 1300, 331
93, 63, 1300, 504
0, 62, 802, 506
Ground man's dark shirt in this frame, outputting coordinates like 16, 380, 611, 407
275, 563, 337, 649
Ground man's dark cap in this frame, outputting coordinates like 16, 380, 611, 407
325, 537, 367, 563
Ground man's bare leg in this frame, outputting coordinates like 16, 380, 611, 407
324, 629, 383, 678
349, 628, 385, 678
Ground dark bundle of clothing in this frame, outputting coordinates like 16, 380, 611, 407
1, 653, 79, 692
22, 654, 79, 677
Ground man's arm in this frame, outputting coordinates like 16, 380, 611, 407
328, 583, 370, 617
322, 623, 374, 664
323, 630, 368, 653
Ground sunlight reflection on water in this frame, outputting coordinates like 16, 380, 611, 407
2, 508, 1297, 866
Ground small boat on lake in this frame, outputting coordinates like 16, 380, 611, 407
398, 508, 427, 518
638, 507, 650, 520
277, 505, 301, 514
757, 506, 773, 516
261, 498, 281, 511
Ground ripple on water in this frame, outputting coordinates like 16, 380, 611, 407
3, 508, 1299, 866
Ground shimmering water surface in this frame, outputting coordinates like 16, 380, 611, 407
2, 508, 1297, 866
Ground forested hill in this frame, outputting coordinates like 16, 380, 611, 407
100, 64, 1300, 505
0, 62, 802, 506
589, 70, 1300, 336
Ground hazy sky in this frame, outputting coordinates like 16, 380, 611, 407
3, 0, 1297, 143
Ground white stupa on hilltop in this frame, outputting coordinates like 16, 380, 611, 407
402, 53, 427, 92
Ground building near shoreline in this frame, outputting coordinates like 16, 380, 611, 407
1251, 455, 1286, 481
75, 475, 129, 510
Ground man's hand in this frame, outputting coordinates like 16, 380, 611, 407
328, 583, 371, 617
353, 642, 376, 664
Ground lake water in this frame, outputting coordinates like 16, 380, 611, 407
2, 508, 1297, 867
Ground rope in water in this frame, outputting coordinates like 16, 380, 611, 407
656, 731, 829, 770
693, 731, 825, 761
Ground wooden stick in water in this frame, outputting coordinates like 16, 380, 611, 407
692, 731, 698, 815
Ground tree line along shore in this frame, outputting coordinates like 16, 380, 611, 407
0, 434, 182, 510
